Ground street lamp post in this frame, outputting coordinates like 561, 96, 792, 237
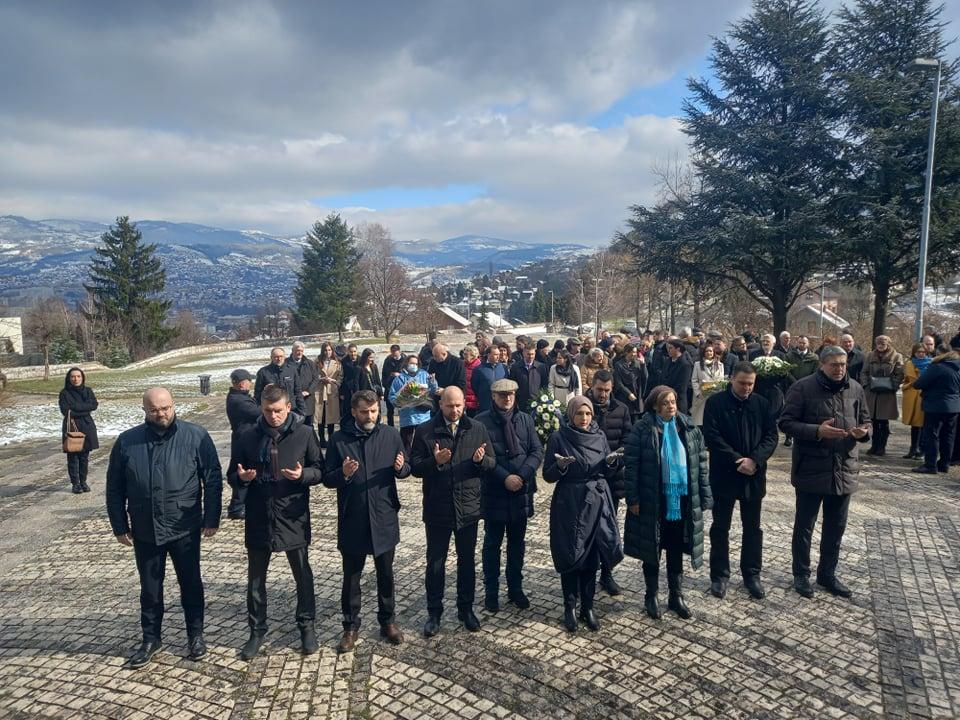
909, 57, 942, 341
549, 290, 554, 328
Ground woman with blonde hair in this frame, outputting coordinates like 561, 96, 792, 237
862, 335, 905, 456
316, 342, 342, 446
580, 348, 608, 389
900, 342, 930, 459
690, 344, 726, 426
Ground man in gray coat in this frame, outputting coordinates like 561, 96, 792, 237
779, 346, 870, 600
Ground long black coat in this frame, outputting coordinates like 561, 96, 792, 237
585, 391, 632, 500
543, 424, 623, 574
702, 388, 778, 500
106, 419, 222, 545
226, 388, 261, 486
779, 372, 870, 496
612, 358, 647, 415
340, 358, 360, 416
428, 355, 466, 400
254, 362, 305, 414
661, 355, 694, 413
285, 357, 320, 417
381, 355, 405, 396
228, 416, 324, 551
475, 408, 543, 523
623, 411, 712, 569
508, 360, 549, 408
410, 413, 495, 529
324, 419, 410, 557
845, 347, 865, 384
357, 362, 384, 398
59, 382, 100, 452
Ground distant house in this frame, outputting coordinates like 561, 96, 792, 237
344, 315, 364, 333
0, 316, 23, 354
436, 304, 472, 332
789, 304, 851, 337
474, 310, 513, 331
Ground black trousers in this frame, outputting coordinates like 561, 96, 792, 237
227, 484, 247, 516
425, 523, 478, 617
921, 412, 958, 471
341, 549, 396, 630
132, 530, 204, 642
560, 542, 600, 610
791, 490, 851, 581
709, 494, 763, 581
600, 497, 620, 577
247, 547, 316, 633
400, 426, 416, 456
385, 399, 396, 427
482, 516, 528, 595
642, 518, 684, 579
66, 451, 89, 484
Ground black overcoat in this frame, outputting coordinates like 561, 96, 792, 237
475, 408, 543, 523
285, 357, 320, 416
59, 381, 100, 452
661, 355, 694, 414
585, 391, 632, 500
254, 362, 305, 414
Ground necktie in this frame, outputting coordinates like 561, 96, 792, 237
449, 422, 457, 436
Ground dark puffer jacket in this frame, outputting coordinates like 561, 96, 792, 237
912, 354, 960, 414
623, 411, 711, 569
59, 369, 100, 452
410, 413, 496, 529
778, 371, 870, 496
475, 408, 543, 523
585, 390, 633, 500
228, 416, 324, 551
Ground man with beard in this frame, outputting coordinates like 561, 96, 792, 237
225, 368, 260, 519
286, 341, 320, 430
381, 344, 405, 427
476, 378, 543, 612
106, 387, 222, 668
254, 347, 305, 416
585, 369, 632, 596
230, 384, 324, 659
325, 390, 409, 652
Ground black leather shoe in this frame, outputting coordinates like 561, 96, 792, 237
484, 594, 500, 613
599, 574, 622, 596
644, 594, 661, 619
902, 450, 918, 459
227, 511, 246, 520
240, 632, 265, 661
743, 576, 766, 600
793, 576, 815, 598
913, 465, 937, 474
129, 639, 163, 668
457, 609, 481, 632
668, 591, 692, 619
783, 436, 792, 447
422, 615, 441, 638
937, 465, 949, 474
71, 482, 82, 494
709, 579, 727, 599
508, 589, 530, 609
579, 609, 600, 632
817, 577, 852, 598
563, 605, 578, 632
80, 481, 90, 492
301, 625, 319, 655
187, 634, 206, 660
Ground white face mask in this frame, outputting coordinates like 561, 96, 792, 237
407, 364, 418, 374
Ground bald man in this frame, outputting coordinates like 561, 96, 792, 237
411, 387, 495, 636
106, 387, 223, 669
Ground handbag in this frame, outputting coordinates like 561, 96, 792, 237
63, 409, 86, 453
868, 376, 895, 393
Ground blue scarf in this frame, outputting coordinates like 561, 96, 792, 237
656, 415, 688, 521
913, 356, 932, 375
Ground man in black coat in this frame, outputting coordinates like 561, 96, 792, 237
229, 384, 324, 660
585, 369, 632, 596
507, 346, 549, 410
285, 341, 320, 429
840, 333, 864, 384
381, 344, 405, 427
225, 369, 260, 519
324, 390, 410, 652
661, 339, 694, 414
702, 362, 779, 601
340, 344, 360, 418
254, 347, 305, 415
106, 387, 222, 668
476, 379, 543, 612
411, 387, 496, 636
428, 343, 466, 410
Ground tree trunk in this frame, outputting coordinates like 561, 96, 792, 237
669, 281, 676, 334
872, 276, 890, 342
43, 346, 50, 381
692, 287, 701, 329
771, 287, 788, 336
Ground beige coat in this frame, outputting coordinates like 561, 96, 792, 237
316, 358, 343, 426
862, 349, 905, 421
691, 360, 726, 426
900, 359, 924, 428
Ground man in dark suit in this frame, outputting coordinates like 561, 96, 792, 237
508, 346, 548, 410
661, 339, 694, 414
254, 347, 305, 415
285, 341, 320, 429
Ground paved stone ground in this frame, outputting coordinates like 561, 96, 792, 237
0, 403, 958, 719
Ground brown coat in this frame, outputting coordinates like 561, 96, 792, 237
316, 358, 342, 426
900, 359, 924, 428
580, 354, 607, 389
861, 350, 904, 420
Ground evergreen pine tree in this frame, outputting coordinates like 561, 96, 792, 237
477, 297, 491, 331
293, 214, 362, 339
834, 0, 960, 338
84, 216, 175, 359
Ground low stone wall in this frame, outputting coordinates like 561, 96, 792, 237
2, 362, 109, 381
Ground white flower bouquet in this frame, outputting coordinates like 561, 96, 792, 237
751, 356, 793, 379
529, 389, 562, 444
394, 380, 433, 409
700, 379, 730, 397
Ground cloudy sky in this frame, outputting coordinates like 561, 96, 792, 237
1, 1, 956, 245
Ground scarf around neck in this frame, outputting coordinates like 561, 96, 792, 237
656, 415, 688, 521
258, 414, 294, 481
913, 355, 932, 375
493, 405, 521, 457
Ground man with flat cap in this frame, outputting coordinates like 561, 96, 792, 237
225, 368, 259, 519
476, 378, 544, 611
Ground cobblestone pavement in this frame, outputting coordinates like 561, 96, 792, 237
0, 406, 957, 719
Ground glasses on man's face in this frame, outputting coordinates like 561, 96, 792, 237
825, 362, 847, 369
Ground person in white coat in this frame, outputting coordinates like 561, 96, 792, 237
549, 350, 582, 405
691, 344, 726, 426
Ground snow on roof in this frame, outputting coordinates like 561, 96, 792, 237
437, 304, 471, 327
473, 311, 513, 330
802, 304, 850, 329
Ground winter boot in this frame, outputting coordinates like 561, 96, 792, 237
667, 573, 691, 620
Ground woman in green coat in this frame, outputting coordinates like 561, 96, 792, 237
624, 385, 712, 620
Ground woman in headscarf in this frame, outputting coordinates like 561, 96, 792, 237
900, 341, 930, 459
623, 385, 711, 620
862, 335, 904, 457
315, 342, 342, 447
548, 350, 582, 405
543, 396, 623, 633
58, 367, 100, 494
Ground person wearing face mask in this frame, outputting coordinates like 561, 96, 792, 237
624, 386, 712, 621
229, 384, 324, 660
324, 390, 410, 653
106, 387, 222, 668
59, 366, 99, 494
388, 355, 438, 455
543, 396, 624, 633
254, 347, 305, 416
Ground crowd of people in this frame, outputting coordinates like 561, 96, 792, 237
57, 321, 960, 669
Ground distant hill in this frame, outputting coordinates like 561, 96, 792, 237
0, 216, 591, 320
